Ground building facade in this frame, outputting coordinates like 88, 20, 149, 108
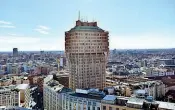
43, 75, 72, 110
16, 84, 30, 108
61, 89, 104, 110
0, 85, 19, 107
43, 83, 175, 110
65, 20, 109, 90
43, 80, 64, 110
0, 106, 32, 110
13, 48, 18, 57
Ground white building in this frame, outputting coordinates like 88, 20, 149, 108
43, 75, 72, 110
61, 89, 105, 110
43, 80, 64, 110
133, 81, 165, 99
0, 106, 31, 110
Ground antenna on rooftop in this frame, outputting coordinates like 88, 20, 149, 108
93, 18, 96, 22
78, 11, 80, 20
82, 16, 85, 22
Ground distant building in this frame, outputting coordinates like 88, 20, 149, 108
112, 49, 117, 55
60, 57, 64, 67
28, 75, 44, 92
13, 48, 18, 57
54, 73, 69, 88
6, 63, 19, 74
65, 20, 109, 90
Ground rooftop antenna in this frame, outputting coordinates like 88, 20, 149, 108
78, 11, 80, 20
82, 16, 84, 22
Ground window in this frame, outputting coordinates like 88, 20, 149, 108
97, 107, 100, 110
93, 107, 95, 110
88, 106, 90, 110
103, 106, 106, 110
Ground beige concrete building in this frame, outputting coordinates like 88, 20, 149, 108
16, 84, 30, 108
0, 84, 30, 108
65, 20, 109, 90
0, 85, 19, 107
0, 75, 30, 86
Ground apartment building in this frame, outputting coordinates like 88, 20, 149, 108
43, 75, 72, 110
0, 106, 31, 110
0, 85, 19, 107
0, 84, 30, 109
16, 84, 30, 108
62, 89, 105, 110
0, 75, 30, 86
101, 93, 175, 110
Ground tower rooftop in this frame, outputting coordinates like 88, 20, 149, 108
68, 20, 105, 32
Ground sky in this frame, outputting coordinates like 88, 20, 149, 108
0, 0, 175, 51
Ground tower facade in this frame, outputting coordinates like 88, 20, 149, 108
65, 20, 109, 90
13, 48, 18, 57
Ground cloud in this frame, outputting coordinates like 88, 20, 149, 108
0, 25, 16, 28
34, 25, 50, 34
110, 33, 175, 49
0, 34, 64, 51
0, 20, 15, 28
0, 36, 40, 44
0, 20, 11, 25
8, 33, 17, 36
35, 29, 49, 34
38, 25, 50, 30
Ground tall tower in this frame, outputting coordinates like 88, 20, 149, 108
65, 20, 109, 90
13, 48, 18, 57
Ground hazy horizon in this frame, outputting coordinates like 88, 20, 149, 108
1, 48, 175, 52
0, 0, 175, 51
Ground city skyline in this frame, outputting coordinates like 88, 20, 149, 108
0, 0, 175, 51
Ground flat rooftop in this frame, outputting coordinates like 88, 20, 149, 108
70, 92, 105, 100
157, 101, 175, 110
16, 84, 29, 90
45, 79, 64, 92
127, 97, 145, 105
103, 95, 117, 101
69, 89, 105, 100
0, 85, 16, 92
